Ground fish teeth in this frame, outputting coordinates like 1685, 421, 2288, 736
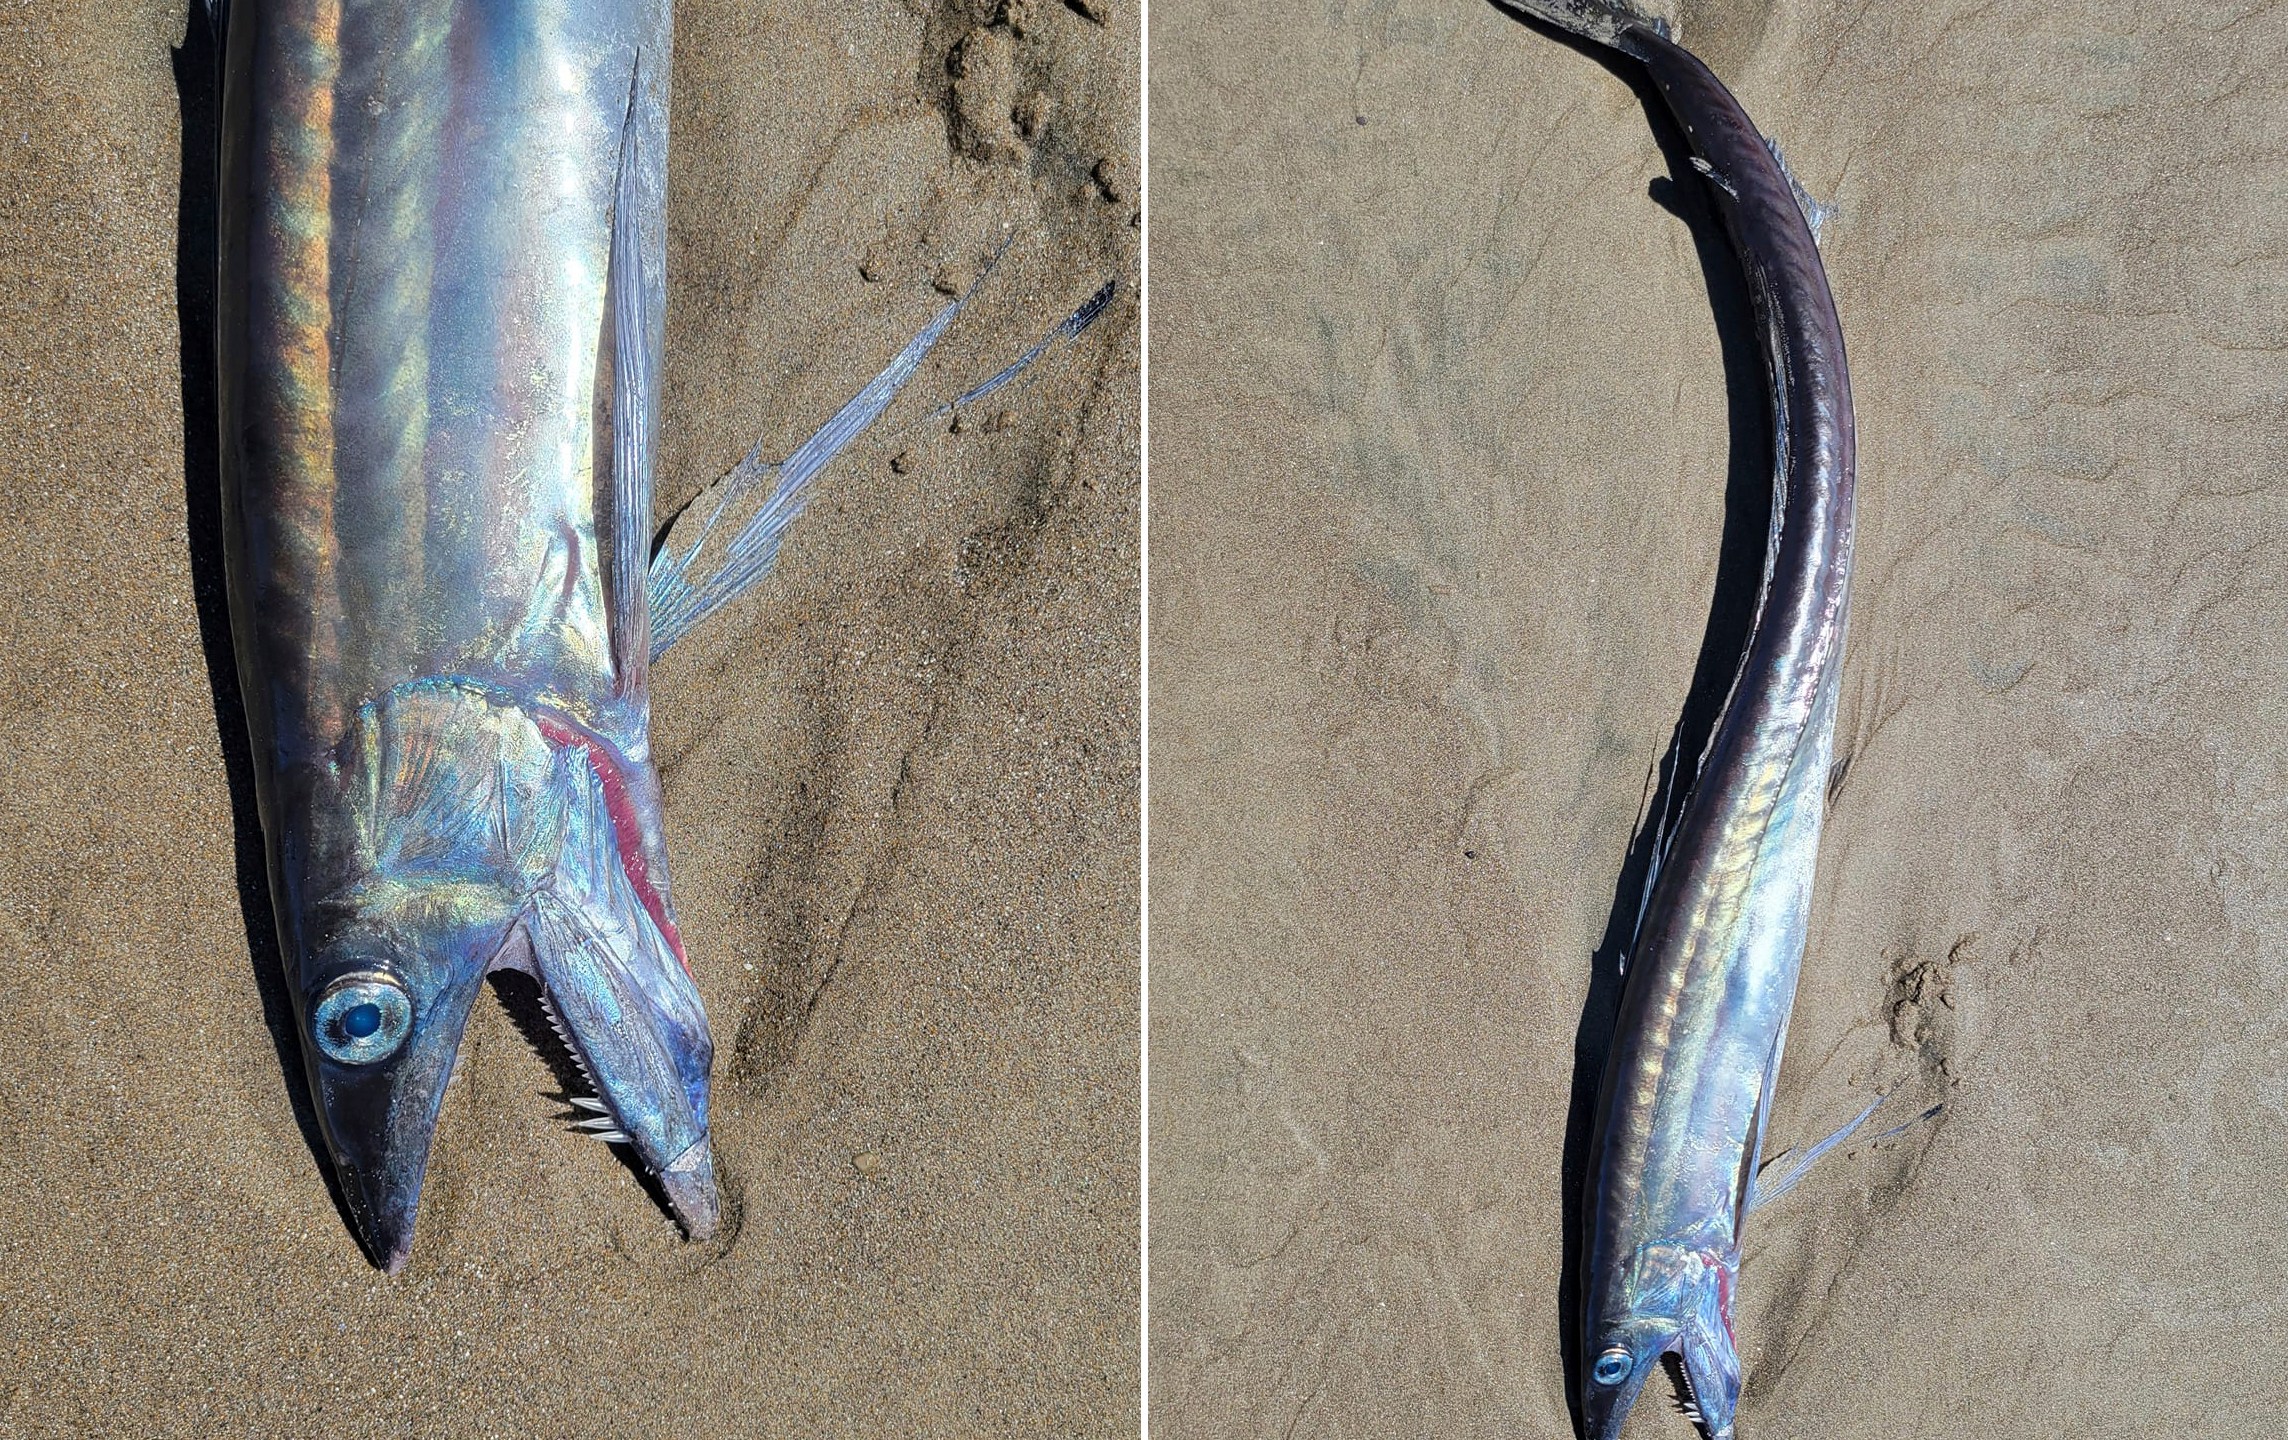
1672, 1359, 1706, 1428
535, 988, 600, 1084
575, 1115, 620, 1131
591, 1130, 630, 1144
569, 1097, 609, 1113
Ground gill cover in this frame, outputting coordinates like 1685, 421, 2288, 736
301, 680, 713, 1272
1584, 1240, 1743, 1440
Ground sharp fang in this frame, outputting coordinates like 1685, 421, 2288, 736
592, 1130, 630, 1144
536, 990, 601, 1084
570, 1097, 609, 1113
575, 1116, 620, 1131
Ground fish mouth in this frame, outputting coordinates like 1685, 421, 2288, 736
311, 909, 718, 1273
329, 1005, 719, 1274
1581, 1331, 1739, 1440
1584, 1350, 1734, 1440
1665, 1352, 1731, 1440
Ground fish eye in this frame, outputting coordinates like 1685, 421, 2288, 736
1592, 1347, 1634, 1386
313, 973, 412, 1065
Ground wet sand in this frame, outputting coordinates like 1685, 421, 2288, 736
1150, 2, 2288, 1436
0, 1, 1137, 1435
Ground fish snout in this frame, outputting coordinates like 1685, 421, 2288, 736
304, 947, 492, 1276
656, 1139, 721, 1242
346, 1175, 419, 1278
1580, 1345, 1658, 1440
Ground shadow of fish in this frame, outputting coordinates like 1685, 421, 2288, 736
210, 0, 1109, 1273
1493, 2, 1857, 1437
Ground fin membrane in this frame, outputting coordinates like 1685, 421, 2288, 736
645, 277, 1116, 659
929, 279, 1114, 418
1762, 135, 1834, 243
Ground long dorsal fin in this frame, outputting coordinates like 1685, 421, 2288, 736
1762, 135, 1835, 244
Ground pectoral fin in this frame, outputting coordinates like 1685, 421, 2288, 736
645, 276, 1118, 658
1748, 1092, 1942, 1213
1747, 1093, 1882, 1213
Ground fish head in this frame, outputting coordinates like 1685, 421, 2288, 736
293, 681, 718, 1272
1582, 1240, 1741, 1440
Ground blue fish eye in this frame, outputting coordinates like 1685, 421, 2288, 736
1593, 1348, 1633, 1386
313, 974, 412, 1065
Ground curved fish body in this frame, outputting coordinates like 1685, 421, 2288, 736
1496, 4, 1857, 1436
215, 0, 707, 1271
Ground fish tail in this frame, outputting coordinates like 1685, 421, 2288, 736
1489, 0, 1675, 52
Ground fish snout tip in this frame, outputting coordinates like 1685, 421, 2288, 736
351, 1195, 419, 1277
334, 1151, 428, 1278
658, 1138, 720, 1242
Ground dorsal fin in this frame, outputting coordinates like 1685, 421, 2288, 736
1762, 134, 1835, 244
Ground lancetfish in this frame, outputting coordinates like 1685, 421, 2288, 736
212, 0, 1107, 1271
1495, 3, 1858, 1436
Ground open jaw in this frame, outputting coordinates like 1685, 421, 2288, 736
1583, 1283, 1741, 1440
316, 900, 719, 1276
1664, 1352, 1731, 1440
1585, 1344, 1730, 1440
490, 912, 722, 1244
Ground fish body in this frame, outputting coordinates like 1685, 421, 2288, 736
216, 0, 708, 1271
1495, 5, 1857, 1437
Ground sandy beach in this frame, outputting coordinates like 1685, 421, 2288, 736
1150, 1, 2288, 1436
0, 1, 1137, 1435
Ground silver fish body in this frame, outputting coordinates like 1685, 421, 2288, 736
1496, 5, 1857, 1436
215, 0, 710, 1271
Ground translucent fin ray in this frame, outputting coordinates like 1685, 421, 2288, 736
644, 275, 1116, 659
930, 279, 1114, 418
643, 299, 964, 657
1748, 1092, 1942, 1214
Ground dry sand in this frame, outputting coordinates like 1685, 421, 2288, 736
0, 1, 1137, 1435
1150, 1, 2288, 1436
